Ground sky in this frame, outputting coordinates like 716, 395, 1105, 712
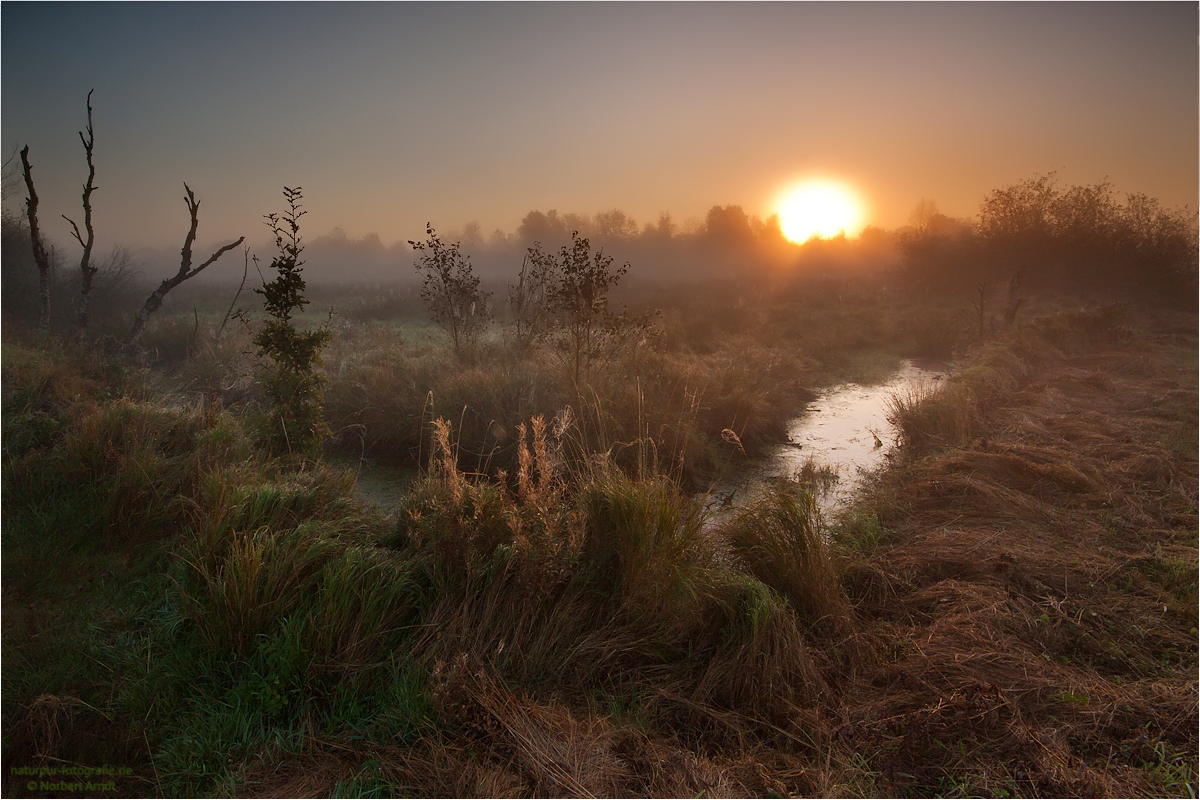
3, 2, 1197, 254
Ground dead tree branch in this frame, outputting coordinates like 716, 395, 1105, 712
127, 184, 244, 347
19, 146, 53, 337
216, 245, 251, 342
63, 89, 98, 339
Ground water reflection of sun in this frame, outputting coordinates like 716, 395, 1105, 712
777, 180, 864, 243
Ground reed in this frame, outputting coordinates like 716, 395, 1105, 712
886, 381, 981, 453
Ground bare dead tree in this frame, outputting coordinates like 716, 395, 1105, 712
19, 146, 53, 337
127, 184, 244, 347
63, 90, 98, 339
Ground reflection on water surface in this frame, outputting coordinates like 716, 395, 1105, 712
704, 358, 951, 520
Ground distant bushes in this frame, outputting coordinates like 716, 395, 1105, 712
899, 174, 1198, 306
320, 323, 817, 489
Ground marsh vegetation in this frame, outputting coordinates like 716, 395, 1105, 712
2, 175, 1196, 797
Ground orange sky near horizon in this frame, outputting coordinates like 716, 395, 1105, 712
3, 3, 1196, 253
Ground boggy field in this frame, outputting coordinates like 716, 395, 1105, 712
1, 297, 1196, 798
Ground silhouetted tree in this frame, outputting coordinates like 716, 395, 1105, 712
62, 90, 98, 339
460, 221, 483, 249
128, 185, 244, 346
897, 200, 978, 294
17, 94, 243, 342
549, 231, 630, 384
18, 146, 54, 336
898, 176, 1196, 304
517, 210, 569, 245
978, 174, 1196, 300
1, 211, 136, 336
594, 208, 638, 240
977, 173, 1071, 292
703, 205, 756, 250
751, 213, 795, 266
1112, 193, 1197, 302
650, 211, 675, 239
411, 223, 492, 360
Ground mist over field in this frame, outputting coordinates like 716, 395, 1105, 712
115, 204, 899, 287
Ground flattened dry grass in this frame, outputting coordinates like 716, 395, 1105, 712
835, 312, 1198, 797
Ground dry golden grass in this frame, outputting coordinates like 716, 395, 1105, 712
834, 315, 1198, 796
721, 484, 852, 637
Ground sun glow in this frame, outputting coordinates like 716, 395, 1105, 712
777, 181, 865, 243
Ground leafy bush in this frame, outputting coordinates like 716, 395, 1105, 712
548, 231, 657, 384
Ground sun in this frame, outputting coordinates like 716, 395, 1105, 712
777, 181, 864, 243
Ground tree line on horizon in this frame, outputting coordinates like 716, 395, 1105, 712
265, 181, 1200, 306
7, 176, 1195, 343
293, 203, 902, 285
898, 174, 1198, 306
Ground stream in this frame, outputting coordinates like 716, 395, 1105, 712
701, 358, 952, 521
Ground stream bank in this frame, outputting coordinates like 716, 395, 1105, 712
702, 358, 952, 520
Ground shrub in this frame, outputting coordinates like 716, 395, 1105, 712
253, 187, 331, 457
410, 224, 492, 361
548, 231, 656, 385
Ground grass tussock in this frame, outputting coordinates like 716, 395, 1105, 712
579, 467, 719, 622
721, 482, 850, 637
396, 420, 840, 710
